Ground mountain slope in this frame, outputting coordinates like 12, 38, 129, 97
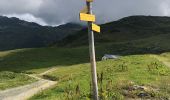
0, 16, 83, 50
58, 16, 170, 47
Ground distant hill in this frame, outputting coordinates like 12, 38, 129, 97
1, 15, 170, 53
58, 16, 170, 47
0, 16, 83, 50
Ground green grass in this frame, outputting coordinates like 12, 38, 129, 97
1, 15, 170, 98
0, 47, 90, 73
1, 31, 170, 73
0, 46, 91, 90
0, 71, 36, 90
30, 53, 170, 99
0, 49, 38, 90
0, 37, 170, 98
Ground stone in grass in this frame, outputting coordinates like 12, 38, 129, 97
138, 92, 149, 98
132, 85, 147, 91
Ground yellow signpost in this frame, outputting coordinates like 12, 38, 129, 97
92, 23, 100, 33
79, 0, 100, 99
79, 13, 95, 22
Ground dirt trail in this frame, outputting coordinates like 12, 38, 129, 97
0, 68, 57, 100
150, 55, 170, 68
39, 68, 57, 76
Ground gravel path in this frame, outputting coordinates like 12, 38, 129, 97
0, 68, 57, 100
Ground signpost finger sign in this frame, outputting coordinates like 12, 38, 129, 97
79, 13, 95, 22
92, 23, 100, 33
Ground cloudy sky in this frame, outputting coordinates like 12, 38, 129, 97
0, 0, 170, 26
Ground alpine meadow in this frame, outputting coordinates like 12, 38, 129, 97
0, 0, 170, 100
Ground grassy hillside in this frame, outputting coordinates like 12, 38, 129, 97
58, 16, 170, 47
1, 15, 170, 99
30, 54, 170, 100
2, 31, 170, 74
29, 29, 170, 99
0, 47, 89, 73
0, 46, 92, 90
0, 43, 170, 99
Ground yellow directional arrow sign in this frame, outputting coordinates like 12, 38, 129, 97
80, 6, 88, 13
79, 13, 95, 22
87, 0, 93, 2
92, 23, 100, 33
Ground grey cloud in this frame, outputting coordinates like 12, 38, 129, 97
4, 13, 47, 26
0, 0, 42, 14
0, 0, 170, 26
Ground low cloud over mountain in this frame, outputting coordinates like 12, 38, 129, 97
1, 0, 170, 26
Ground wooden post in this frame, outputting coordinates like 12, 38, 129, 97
86, 1, 99, 100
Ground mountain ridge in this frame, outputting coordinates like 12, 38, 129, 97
0, 16, 83, 51
57, 15, 170, 47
